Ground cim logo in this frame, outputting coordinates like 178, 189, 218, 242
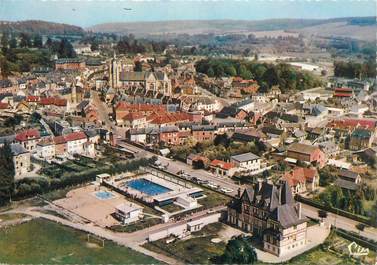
347, 242, 369, 257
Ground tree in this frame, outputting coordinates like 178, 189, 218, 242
371, 201, 377, 226
213, 236, 257, 264
207, 67, 215, 77
225, 65, 237, 76
214, 133, 230, 148
20, 33, 32, 48
134, 61, 142, 72
0, 143, 15, 205
0, 57, 11, 78
90, 41, 99, 51
318, 210, 328, 221
1, 33, 9, 51
57, 39, 76, 58
32, 34, 43, 48
9, 37, 17, 49
30, 112, 42, 123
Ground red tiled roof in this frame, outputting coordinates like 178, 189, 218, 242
283, 167, 318, 187
0, 102, 9, 109
334, 93, 352, 97
39, 97, 67, 107
115, 102, 166, 112
328, 118, 377, 130
26, 95, 40, 102
148, 111, 192, 125
54, 136, 67, 144
64, 132, 87, 142
210, 159, 236, 170
15, 129, 40, 142
123, 112, 145, 121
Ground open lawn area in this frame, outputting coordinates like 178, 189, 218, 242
0, 219, 161, 264
198, 188, 231, 209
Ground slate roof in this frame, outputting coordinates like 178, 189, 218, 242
335, 178, 359, 191
339, 169, 359, 180
239, 181, 306, 228
119, 71, 152, 81
10, 143, 28, 156
231, 152, 260, 162
0, 135, 15, 145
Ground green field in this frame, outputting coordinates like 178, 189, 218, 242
0, 219, 161, 264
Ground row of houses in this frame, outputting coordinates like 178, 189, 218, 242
1, 128, 99, 176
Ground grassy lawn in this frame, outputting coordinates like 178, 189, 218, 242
0, 219, 161, 264
160, 203, 184, 213
144, 223, 227, 264
198, 188, 231, 209
110, 217, 162, 233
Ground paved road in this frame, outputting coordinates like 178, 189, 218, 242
91, 91, 115, 132
302, 204, 377, 241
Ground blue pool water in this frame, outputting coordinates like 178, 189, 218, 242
95, 191, 115, 200
126, 178, 171, 196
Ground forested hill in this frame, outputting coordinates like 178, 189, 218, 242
0, 20, 84, 35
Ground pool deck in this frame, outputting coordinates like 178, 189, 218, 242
54, 185, 142, 227
111, 174, 203, 205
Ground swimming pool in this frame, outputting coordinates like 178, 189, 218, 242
95, 191, 115, 200
126, 178, 171, 196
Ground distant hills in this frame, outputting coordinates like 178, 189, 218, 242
0, 17, 375, 41
0, 20, 84, 35
88, 17, 376, 41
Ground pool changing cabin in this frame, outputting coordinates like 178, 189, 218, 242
114, 203, 143, 224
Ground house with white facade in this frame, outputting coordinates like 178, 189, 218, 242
114, 203, 143, 224
36, 138, 56, 160
64, 131, 88, 155
230, 152, 261, 172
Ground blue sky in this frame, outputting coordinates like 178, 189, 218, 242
0, 0, 375, 28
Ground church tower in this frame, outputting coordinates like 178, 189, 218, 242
109, 51, 120, 89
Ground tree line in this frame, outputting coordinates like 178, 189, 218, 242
195, 58, 323, 92
116, 34, 169, 55
0, 32, 77, 77
334, 60, 376, 79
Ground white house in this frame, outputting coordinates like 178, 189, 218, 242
36, 139, 56, 160
64, 131, 88, 155
230, 152, 261, 172
114, 203, 143, 224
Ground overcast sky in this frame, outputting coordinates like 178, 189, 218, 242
0, 0, 375, 28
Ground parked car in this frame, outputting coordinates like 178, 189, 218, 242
220, 187, 234, 193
